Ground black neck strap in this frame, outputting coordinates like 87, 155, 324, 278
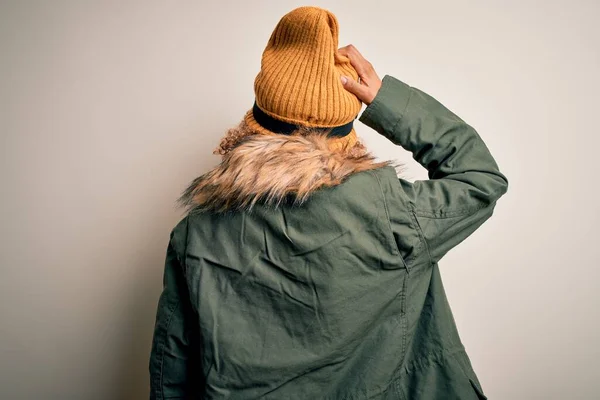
252, 101, 355, 138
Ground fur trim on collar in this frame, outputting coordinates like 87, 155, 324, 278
178, 123, 395, 213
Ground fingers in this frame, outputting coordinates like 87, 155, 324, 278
341, 75, 370, 100
338, 44, 365, 59
337, 44, 378, 83
338, 44, 382, 105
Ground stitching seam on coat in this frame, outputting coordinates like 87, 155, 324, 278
416, 201, 489, 219
409, 208, 433, 268
370, 171, 401, 257
415, 185, 504, 219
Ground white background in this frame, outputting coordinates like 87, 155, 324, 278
1, 1, 598, 398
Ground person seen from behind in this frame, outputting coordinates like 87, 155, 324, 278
149, 6, 508, 399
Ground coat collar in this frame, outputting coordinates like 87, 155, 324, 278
177, 121, 392, 213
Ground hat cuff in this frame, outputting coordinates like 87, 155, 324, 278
243, 108, 358, 150
252, 101, 355, 138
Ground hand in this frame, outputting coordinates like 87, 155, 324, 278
338, 44, 382, 105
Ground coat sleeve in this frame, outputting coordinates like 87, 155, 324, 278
359, 74, 509, 265
149, 217, 202, 399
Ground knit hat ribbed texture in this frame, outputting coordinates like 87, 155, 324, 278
244, 6, 361, 150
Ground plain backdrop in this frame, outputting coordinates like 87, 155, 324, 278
1, 1, 598, 399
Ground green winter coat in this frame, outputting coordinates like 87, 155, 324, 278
149, 74, 509, 399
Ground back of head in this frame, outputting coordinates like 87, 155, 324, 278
219, 6, 363, 154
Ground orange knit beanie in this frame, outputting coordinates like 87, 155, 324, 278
242, 6, 361, 151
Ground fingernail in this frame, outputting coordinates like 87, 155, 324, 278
341, 76, 348, 85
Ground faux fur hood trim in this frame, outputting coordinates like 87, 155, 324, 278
177, 125, 396, 213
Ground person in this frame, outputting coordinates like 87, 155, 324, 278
149, 6, 508, 400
